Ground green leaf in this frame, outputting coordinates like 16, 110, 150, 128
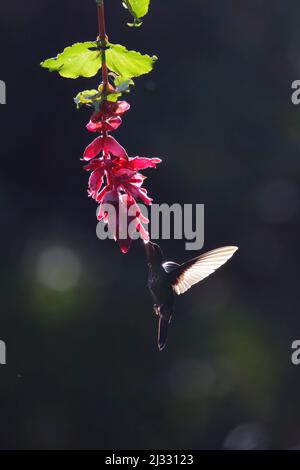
74, 77, 134, 109
74, 89, 101, 108
106, 43, 157, 79
41, 41, 157, 80
122, 0, 150, 26
41, 42, 101, 79
107, 77, 134, 101
126, 0, 150, 18
114, 77, 134, 93
74, 87, 120, 109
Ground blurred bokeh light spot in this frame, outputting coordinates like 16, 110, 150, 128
170, 357, 236, 400
35, 246, 81, 292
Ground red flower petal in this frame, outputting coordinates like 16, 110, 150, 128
86, 116, 122, 133
83, 135, 128, 160
124, 183, 153, 205
112, 167, 137, 180
96, 185, 114, 206
103, 135, 128, 159
119, 239, 132, 253
101, 100, 130, 117
106, 116, 122, 131
137, 220, 150, 242
84, 159, 103, 171
126, 157, 161, 170
86, 120, 102, 133
88, 168, 104, 199
83, 136, 104, 160
114, 101, 130, 116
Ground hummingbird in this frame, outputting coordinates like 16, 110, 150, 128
144, 241, 238, 351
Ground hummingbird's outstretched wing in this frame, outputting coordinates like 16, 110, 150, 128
168, 246, 238, 295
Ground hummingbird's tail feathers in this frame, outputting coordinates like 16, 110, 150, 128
157, 308, 172, 351
170, 246, 239, 295
158, 316, 169, 351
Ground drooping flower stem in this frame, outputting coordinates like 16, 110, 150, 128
97, 0, 109, 96
40, 0, 160, 253
97, 0, 109, 138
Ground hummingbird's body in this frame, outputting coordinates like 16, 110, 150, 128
148, 265, 173, 306
145, 241, 238, 351
147, 262, 175, 349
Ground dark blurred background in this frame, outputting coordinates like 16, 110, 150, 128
0, 0, 300, 450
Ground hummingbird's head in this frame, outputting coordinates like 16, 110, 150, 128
144, 241, 163, 266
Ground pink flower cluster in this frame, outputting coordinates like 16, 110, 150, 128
82, 100, 161, 253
